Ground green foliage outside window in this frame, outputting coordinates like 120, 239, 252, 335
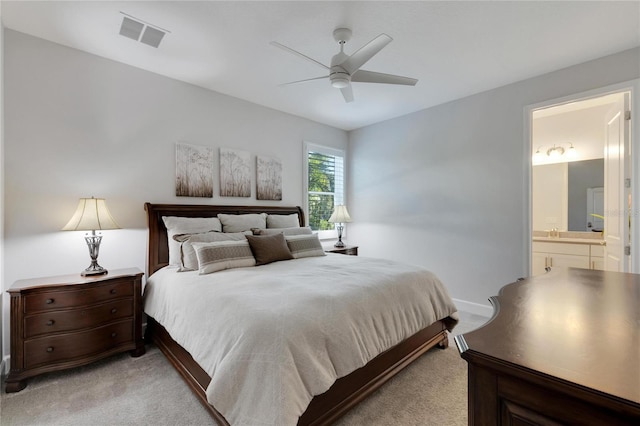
308, 152, 337, 231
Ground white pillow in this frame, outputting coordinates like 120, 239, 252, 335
266, 213, 300, 228
193, 240, 256, 274
218, 213, 267, 233
173, 231, 251, 271
285, 234, 326, 259
162, 216, 222, 266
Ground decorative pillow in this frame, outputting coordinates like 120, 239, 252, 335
174, 231, 251, 271
218, 213, 267, 233
286, 234, 327, 259
252, 226, 313, 236
266, 213, 300, 229
245, 233, 294, 266
162, 216, 222, 266
192, 240, 256, 275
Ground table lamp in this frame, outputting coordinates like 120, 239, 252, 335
62, 197, 120, 276
329, 205, 352, 248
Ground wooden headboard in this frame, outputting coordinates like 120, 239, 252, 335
144, 203, 305, 276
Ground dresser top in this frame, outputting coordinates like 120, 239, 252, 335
456, 268, 640, 405
9, 268, 143, 292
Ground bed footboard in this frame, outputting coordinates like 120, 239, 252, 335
146, 316, 448, 426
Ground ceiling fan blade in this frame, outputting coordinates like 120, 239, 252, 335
351, 70, 418, 86
340, 84, 354, 103
270, 41, 329, 70
278, 76, 328, 86
339, 34, 392, 75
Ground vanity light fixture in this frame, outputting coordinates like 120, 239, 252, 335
546, 145, 565, 158
533, 147, 543, 162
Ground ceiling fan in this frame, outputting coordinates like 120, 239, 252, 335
271, 28, 418, 103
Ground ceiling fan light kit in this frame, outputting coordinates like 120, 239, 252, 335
271, 28, 418, 103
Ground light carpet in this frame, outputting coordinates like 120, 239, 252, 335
1, 313, 487, 425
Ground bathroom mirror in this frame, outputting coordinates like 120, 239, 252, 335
532, 159, 603, 232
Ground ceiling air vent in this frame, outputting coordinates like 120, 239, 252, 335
119, 13, 168, 48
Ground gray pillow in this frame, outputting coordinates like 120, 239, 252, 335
245, 233, 294, 266
286, 234, 326, 259
266, 213, 300, 228
193, 240, 256, 275
218, 213, 267, 233
252, 226, 312, 236
174, 231, 251, 271
162, 216, 222, 266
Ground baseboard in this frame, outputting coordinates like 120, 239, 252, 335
1, 355, 9, 376
452, 298, 493, 318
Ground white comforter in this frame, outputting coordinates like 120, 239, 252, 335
144, 254, 458, 426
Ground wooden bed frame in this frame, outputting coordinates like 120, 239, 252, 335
144, 203, 450, 425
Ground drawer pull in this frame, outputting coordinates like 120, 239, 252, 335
46, 320, 55, 326
45, 298, 54, 304
111, 308, 117, 314
46, 347, 54, 353
111, 332, 117, 338
110, 289, 117, 294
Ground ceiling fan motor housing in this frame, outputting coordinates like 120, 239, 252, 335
330, 51, 351, 88
330, 71, 350, 88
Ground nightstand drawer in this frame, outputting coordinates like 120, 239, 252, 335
24, 299, 133, 339
24, 320, 134, 369
24, 280, 134, 314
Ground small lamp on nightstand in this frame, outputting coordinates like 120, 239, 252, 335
62, 197, 120, 276
329, 205, 352, 248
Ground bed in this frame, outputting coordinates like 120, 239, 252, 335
143, 203, 458, 425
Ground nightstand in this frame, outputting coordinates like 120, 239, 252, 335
5, 268, 145, 393
325, 245, 358, 256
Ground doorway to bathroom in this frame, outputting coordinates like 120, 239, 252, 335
528, 87, 633, 274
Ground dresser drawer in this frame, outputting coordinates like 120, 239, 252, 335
23, 280, 133, 314
24, 299, 133, 339
24, 320, 133, 369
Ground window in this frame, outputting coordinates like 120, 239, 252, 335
304, 142, 345, 238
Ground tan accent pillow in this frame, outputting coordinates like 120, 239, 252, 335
174, 231, 251, 271
286, 234, 326, 259
162, 216, 222, 266
252, 226, 312, 236
218, 213, 267, 233
245, 233, 294, 266
266, 213, 300, 228
192, 241, 256, 274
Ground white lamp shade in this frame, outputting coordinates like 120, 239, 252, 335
62, 197, 120, 231
329, 205, 352, 223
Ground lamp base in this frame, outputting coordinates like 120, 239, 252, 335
81, 264, 108, 276
82, 232, 108, 276
335, 224, 345, 248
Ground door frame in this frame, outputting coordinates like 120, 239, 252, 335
524, 79, 639, 275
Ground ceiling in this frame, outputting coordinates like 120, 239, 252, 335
2, 1, 639, 131
532, 93, 621, 165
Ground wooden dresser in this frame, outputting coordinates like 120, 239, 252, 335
455, 268, 640, 425
6, 268, 145, 392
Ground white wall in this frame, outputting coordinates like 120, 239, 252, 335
2, 30, 348, 359
348, 47, 640, 315
532, 163, 568, 232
